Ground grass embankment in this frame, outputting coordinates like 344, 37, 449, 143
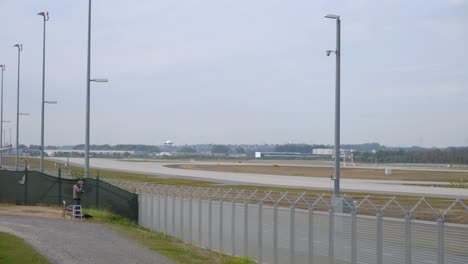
84, 209, 255, 264
167, 164, 468, 182
0, 232, 50, 264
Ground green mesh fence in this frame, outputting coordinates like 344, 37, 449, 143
0, 169, 138, 221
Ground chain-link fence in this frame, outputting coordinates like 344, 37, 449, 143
135, 184, 468, 264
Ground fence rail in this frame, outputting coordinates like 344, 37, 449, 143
136, 184, 468, 264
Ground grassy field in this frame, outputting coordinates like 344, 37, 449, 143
0, 232, 50, 264
84, 209, 254, 264
167, 164, 468, 182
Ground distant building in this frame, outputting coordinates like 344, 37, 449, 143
312, 149, 333, 155
254, 152, 319, 159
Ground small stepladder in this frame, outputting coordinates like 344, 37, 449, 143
63, 200, 83, 220
72, 205, 83, 219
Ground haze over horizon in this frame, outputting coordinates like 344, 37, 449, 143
1, 0, 467, 148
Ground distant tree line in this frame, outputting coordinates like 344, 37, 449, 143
73, 144, 160, 152
354, 147, 468, 165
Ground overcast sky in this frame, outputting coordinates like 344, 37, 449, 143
0, 0, 467, 147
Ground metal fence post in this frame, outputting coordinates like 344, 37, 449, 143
290, 205, 296, 264
308, 207, 314, 264
150, 193, 154, 231
138, 193, 142, 226
164, 192, 168, 236
189, 196, 193, 244
172, 194, 176, 236
244, 200, 249, 256
231, 199, 236, 256
351, 208, 357, 264
156, 194, 160, 231
377, 209, 383, 264
58, 167, 62, 206
329, 208, 334, 264
273, 204, 278, 264
437, 215, 444, 264
199, 197, 202, 246
208, 197, 213, 249
219, 198, 224, 252
24, 168, 28, 205
95, 174, 100, 208
258, 202, 263, 263
180, 195, 184, 240
405, 212, 412, 264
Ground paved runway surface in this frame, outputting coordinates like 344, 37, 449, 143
0, 215, 175, 264
53, 158, 468, 198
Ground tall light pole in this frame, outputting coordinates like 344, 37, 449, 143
38, 11, 50, 173
13, 44, 23, 171
85, 0, 108, 178
325, 14, 341, 197
0, 64, 5, 168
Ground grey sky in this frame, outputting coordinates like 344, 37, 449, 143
0, 0, 467, 147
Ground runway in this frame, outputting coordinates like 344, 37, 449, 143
52, 158, 468, 198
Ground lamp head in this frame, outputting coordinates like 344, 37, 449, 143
0, 65, 4, 71
326, 50, 335, 56
325, 14, 340, 20
13, 44, 23, 51
37, 11, 49, 20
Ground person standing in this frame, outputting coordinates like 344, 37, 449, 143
73, 180, 84, 205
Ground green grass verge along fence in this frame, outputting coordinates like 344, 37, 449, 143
0, 169, 138, 221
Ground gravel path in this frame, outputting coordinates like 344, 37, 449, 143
0, 215, 176, 264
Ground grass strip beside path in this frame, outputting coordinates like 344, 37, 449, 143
0, 232, 50, 264
84, 209, 255, 264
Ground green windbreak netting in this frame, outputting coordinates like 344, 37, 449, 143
0, 169, 138, 221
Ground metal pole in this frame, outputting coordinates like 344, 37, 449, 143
157, 194, 161, 231
14, 45, 22, 171
377, 209, 383, 264
308, 208, 314, 264
198, 198, 202, 245
328, 208, 334, 264
150, 193, 154, 231
334, 18, 341, 197
189, 196, 193, 244
258, 203, 263, 263
208, 197, 212, 249
273, 205, 278, 264
290, 206, 295, 264
85, 0, 92, 178
0, 65, 4, 168
244, 200, 248, 256
180, 195, 184, 240
351, 209, 357, 264
39, 12, 48, 173
219, 199, 224, 252
405, 212, 412, 264
437, 215, 444, 264
231, 200, 236, 255
172, 194, 176, 235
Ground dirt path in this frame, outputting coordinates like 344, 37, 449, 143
0, 209, 176, 264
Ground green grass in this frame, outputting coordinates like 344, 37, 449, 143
0, 232, 50, 264
84, 209, 255, 264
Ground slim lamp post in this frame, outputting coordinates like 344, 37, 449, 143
0, 65, 5, 168
84, 0, 108, 178
38, 11, 50, 173
85, 0, 92, 179
13, 44, 23, 171
325, 14, 341, 197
